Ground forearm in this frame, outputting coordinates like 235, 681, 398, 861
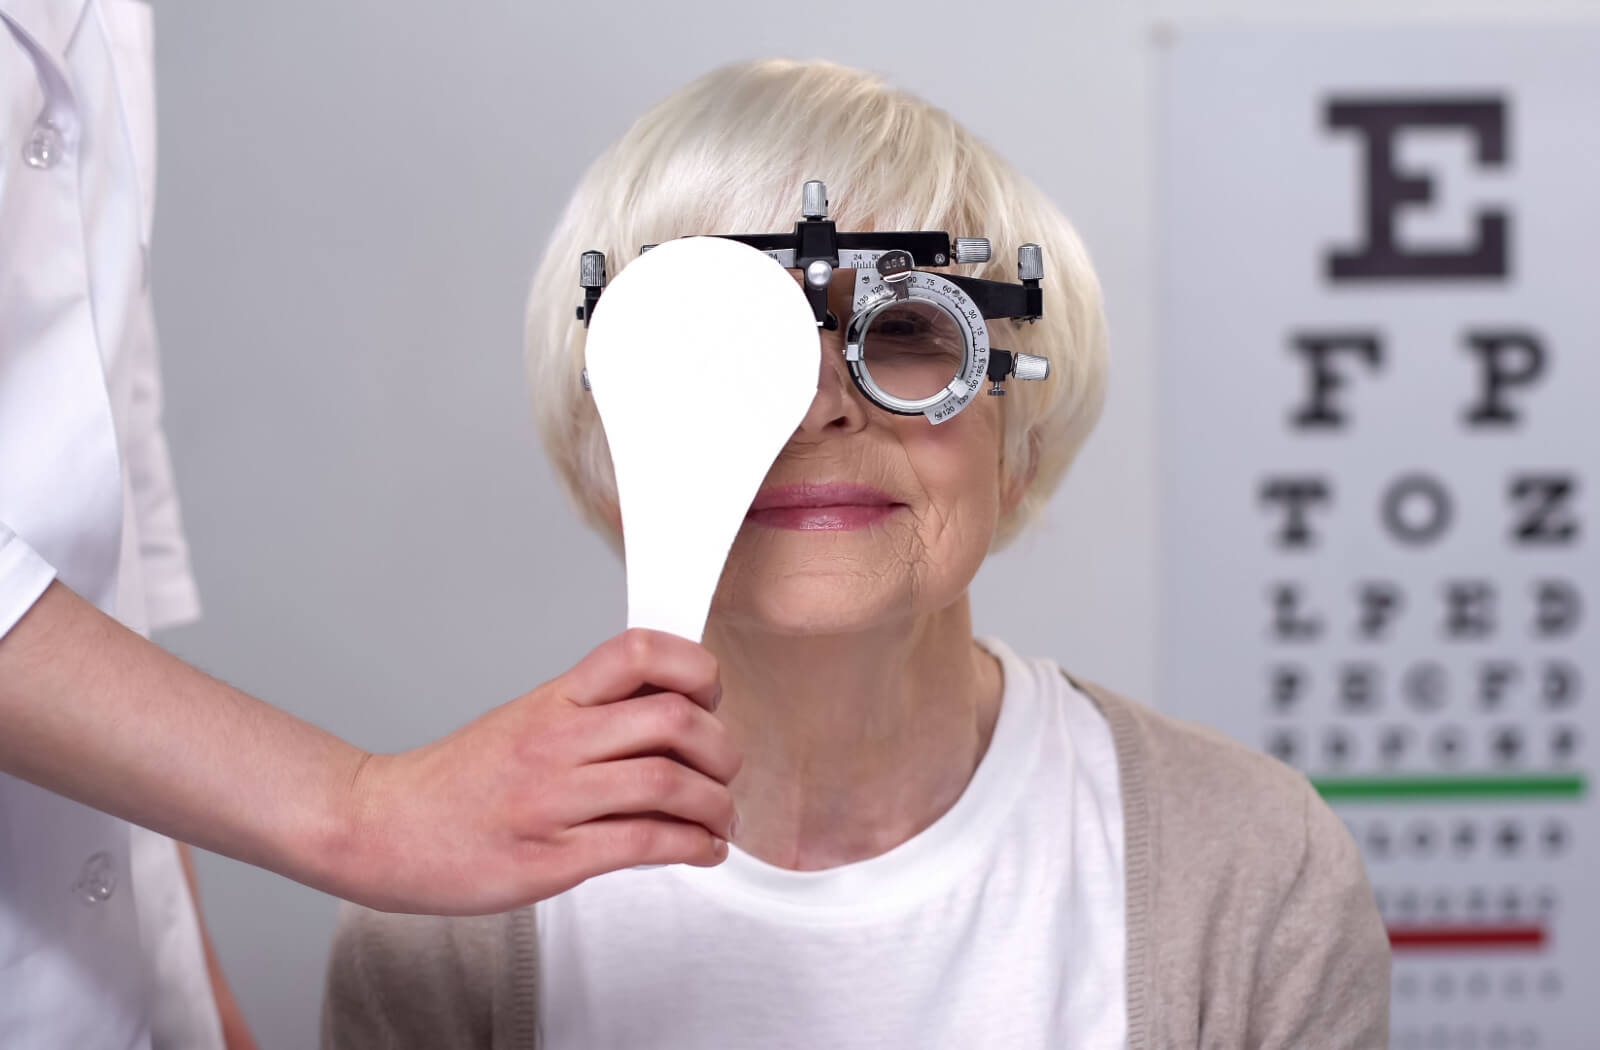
2, 589, 736, 915
0, 581, 364, 895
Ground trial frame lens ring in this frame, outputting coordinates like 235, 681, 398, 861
846, 291, 977, 416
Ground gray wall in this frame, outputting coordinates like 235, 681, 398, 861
150, 0, 1596, 1044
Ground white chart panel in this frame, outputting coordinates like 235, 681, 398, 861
1159, 26, 1598, 1050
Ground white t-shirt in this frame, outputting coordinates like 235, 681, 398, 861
535, 637, 1127, 1049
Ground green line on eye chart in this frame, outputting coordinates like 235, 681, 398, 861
1311, 774, 1587, 802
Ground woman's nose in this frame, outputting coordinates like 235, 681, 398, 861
793, 323, 869, 437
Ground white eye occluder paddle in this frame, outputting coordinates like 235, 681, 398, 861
583, 236, 821, 642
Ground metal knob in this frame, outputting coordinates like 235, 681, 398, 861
876, 249, 914, 300
1013, 353, 1050, 381
953, 237, 991, 264
802, 180, 829, 220
805, 259, 834, 290
1017, 243, 1044, 282
876, 249, 914, 283
579, 251, 607, 289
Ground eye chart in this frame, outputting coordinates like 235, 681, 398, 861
1158, 27, 1597, 1050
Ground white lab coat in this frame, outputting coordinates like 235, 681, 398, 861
1, 0, 224, 1046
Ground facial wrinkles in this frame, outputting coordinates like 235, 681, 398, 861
874, 389, 981, 601
927, 411, 1009, 595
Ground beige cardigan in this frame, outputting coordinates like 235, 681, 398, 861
321, 678, 1392, 1049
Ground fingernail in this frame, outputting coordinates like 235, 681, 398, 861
631, 863, 667, 871
729, 808, 742, 840
713, 836, 728, 858
710, 686, 723, 712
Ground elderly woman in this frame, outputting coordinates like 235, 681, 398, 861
322, 59, 1389, 1049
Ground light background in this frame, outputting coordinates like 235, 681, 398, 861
149, 0, 1600, 1044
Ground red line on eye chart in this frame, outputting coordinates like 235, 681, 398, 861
1387, 925, 1548, 951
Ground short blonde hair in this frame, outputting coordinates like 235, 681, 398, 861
525, 59, 1107, 550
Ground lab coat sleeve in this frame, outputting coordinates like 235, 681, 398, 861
108, 0, 199, 633
123, 302, 203, 632
0, 519, 57, 640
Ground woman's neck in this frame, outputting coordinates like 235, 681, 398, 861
702, 595, 1003, 871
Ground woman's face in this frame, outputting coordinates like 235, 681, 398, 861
707, 269, 1014, 635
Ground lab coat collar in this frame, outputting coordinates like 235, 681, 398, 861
0, 0, 91, 64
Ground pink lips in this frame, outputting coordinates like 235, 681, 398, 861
746, 483, 904, 531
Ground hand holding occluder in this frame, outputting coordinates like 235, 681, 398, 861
0, 584, 738, 916
335, 628, 740, 914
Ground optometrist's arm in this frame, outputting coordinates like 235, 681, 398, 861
0, 581, 739, 914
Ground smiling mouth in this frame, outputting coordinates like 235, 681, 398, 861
745, 483, 906, 532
